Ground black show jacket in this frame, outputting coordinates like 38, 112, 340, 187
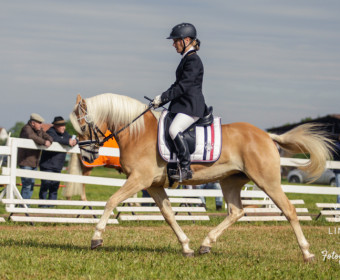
161, 50, 206, 118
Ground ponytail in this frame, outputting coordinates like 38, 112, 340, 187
193, 38, 201, 51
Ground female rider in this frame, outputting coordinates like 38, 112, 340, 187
153, 23, 207, 181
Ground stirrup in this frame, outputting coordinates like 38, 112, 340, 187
170, 167, 192, 182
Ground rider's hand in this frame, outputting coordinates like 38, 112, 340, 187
152, 95, 162, 108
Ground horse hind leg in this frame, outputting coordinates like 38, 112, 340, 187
253, 177, 315, 262
200, 174, 249, 254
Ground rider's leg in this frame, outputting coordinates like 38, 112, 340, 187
169, 113, 199, 181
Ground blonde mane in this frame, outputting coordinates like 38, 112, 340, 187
70, 93, 149, 137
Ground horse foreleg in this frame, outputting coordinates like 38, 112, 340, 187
200, 175, 248, 254
147, 186, 194, 257
91, 175, 149, 249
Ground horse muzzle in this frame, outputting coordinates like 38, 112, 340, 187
81, 152, 98, 164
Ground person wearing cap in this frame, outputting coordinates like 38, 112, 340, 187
39, 116, 77, 204
18, 113, 53, 199
152, 23, 208, 181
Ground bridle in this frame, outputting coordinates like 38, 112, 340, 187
76, 97, 154, 154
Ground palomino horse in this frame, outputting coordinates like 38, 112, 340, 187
70, 93, 333, 262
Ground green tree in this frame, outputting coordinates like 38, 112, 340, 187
8, 122, 25, 138
300, 117, 312, 122
66, 119, 77, 136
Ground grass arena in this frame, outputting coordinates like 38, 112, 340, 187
0, 223, 339, 279
0, 168, 339, 280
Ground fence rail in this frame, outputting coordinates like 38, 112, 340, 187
1, 137, 340, 224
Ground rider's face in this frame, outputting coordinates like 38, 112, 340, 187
172, 37, 191, 54
172, 38, 183, 53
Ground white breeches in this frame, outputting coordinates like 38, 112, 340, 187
169, 113, 199, 140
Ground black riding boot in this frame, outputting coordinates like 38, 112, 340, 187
171, 132, 192, 182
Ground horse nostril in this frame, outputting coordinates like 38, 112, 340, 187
82, 156, 93, 163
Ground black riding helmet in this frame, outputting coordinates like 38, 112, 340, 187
167, 23, 198, 55
167, 23, 197, 40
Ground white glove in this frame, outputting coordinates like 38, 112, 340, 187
152, 95, 162, 108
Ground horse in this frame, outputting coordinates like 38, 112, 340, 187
70, 92, 333, 262
63, 131, 121, 201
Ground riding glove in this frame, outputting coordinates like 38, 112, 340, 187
152, 95, 162, 108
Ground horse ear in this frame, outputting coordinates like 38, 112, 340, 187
76, 94, 82, 104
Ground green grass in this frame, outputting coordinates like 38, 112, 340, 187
0, 224, 339, 279
1, 167, 340, 279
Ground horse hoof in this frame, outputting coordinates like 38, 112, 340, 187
183, 251, 195, 257
304, 254, 315, 263
199, 246, 211, 255
91, 239, 103, 250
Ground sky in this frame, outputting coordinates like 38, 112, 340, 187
1, 0, 340, 131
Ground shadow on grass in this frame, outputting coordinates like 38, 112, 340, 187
0, 238, 181, 254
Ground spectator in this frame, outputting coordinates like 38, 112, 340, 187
39, 116, 77, 204
196, 182, 223, 210
18, 113, 53, 199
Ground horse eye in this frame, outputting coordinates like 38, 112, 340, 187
81, 125, 86, 132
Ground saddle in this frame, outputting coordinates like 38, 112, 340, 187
158, 108, 222, 164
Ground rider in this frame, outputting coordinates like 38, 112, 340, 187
152, 23, 207, 181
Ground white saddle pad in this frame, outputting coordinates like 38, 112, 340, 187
158, 110, 222, 163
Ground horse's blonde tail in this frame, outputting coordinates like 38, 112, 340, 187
269, 123, 334, 180
63, 153, 84, 199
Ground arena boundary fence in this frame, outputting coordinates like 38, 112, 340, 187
0, 138, 210, 223
1, 137, 340, 224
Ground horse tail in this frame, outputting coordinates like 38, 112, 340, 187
268, 123, 334, 180
63, 153, 84, 199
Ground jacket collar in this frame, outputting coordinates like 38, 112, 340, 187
182, 47, 196, 58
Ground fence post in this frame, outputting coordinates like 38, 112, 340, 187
8, 137, 17, 201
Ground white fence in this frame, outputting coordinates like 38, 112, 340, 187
0, 138, 210, 223
1, 137, 340, 224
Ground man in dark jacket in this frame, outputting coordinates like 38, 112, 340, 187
18, 113, 53, 199
39, 116, 77, 203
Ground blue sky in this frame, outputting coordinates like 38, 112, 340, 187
1, 0, 339, 131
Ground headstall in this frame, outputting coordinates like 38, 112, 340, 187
76, 98, 154, 154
